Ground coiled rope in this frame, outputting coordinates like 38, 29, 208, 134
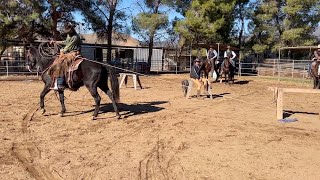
38, 42, 61, 59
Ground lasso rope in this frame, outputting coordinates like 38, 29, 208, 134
38, 42, 61, 59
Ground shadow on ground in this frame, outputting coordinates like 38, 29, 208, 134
283, 110, 319, 119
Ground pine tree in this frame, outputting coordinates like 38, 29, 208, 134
174, 0, 237, 46
251, 0, 320, 54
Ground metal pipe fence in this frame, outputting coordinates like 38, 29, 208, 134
238, 59, 312, 83
0, 60, 39, 76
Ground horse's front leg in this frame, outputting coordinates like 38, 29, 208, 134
40, 83, 52, 114
228, 72, 233, 84
58, 90, 66, 117
225, 72, 228, 84
317, 78, 320, 89
313, 78, 317, 89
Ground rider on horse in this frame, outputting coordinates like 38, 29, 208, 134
49, 22, 82, 90
220, 45, 236, 71
313, 44, 320, 75
206, 45, 218, 71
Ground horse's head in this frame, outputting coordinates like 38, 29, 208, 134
25, 45, 39, 72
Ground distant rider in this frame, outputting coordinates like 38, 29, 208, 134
206, 45, 218, 71
312, 44, 320, 75
220, 45, 236, 72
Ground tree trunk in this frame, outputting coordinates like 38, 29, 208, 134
49, 1, 60, 40
107, 7, 115, 62
238, 2, 244, 49
146, 0, 160, 71
0, 46, 6, 56
147, 34, 154, 68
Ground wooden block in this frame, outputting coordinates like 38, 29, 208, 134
276, 89, 283, 120
133, 74, 137, 90
119, 73, 126, 88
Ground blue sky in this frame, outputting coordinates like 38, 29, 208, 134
74, 0, 183, 39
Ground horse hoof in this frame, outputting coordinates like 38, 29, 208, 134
92, 116, 97, 120
41, 108, 46, 114
58, 113, 64, 117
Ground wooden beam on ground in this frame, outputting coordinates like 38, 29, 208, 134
268, 87, 320, 120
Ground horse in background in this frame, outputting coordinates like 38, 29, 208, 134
26, 45, 121, 119
220, 56, 235, 84
310, 60, 320, 89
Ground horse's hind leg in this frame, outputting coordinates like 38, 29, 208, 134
86, 85, 101, 118
98, 82, 121, 119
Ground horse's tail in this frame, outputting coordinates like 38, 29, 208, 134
108, 66, 120, 103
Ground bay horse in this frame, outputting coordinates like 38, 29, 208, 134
310, 60, 320, 89
200, 59, 213, 94
26, 45, 121, 119
220, 56, 234, 84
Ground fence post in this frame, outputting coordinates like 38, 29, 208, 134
292, 61, 294, 78
176, 63, 178, 74
6, 60, 8, 77
273, 59, 275, 76
257, 63, 260, 76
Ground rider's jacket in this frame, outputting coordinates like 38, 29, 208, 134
208, 49, 217, 59
190, 64, 201, 80
61, 32, 82, 53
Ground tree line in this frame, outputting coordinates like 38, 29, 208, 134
0, 0, 319, 63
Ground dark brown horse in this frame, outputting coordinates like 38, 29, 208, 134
26, 45, 121, 119
220, 57, 234, 84
310, 61, 320, 89
200, 59, 213, 93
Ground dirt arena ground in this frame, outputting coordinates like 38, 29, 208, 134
1, 74, 320, 179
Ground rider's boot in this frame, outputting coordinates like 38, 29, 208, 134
57, 77, 65, 90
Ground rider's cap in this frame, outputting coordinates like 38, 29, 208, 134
63, 22, 75, 33
194, 58, 201, 62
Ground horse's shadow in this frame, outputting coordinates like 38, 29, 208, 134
49, 101, 168, 119
233, 80, 251, 85
192, 92, 231, 99
283, 110, 319, 119
211, 92, 231, 99
216, 79, 251, 85
103, 101, 167, 118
